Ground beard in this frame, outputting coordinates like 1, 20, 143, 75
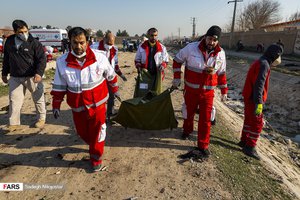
206, 44, 214, 51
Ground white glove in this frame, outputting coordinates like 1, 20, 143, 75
172, 79, 181, 88
53, 109, 60, 119
221, 94, 227, 102
120, 74, 127, 81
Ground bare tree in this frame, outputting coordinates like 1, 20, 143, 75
236, 10, 247, 31
289, 11, 300, 21
237, 0, 281, 30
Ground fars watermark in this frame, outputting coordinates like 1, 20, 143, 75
0, 183, 64, 191
0, 183, 23, 191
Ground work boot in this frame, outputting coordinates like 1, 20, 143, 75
211, 119, 216, 126
181, 133, 190, 140
237, 140, 246, 148
92, 164, 102, 172
243, 146, 261, 160
34, 119, 45, 128
198, 148, 211, 158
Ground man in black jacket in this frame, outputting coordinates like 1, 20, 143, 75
2, 19, 47, 130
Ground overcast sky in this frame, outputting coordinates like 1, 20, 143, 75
0, 0, 299, 39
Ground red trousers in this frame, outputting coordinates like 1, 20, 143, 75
183, 90, 214, 149
72, 105, 106, 166
241, 101, 263, 147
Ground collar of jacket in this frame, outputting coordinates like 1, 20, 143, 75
141, 40, 163, 52
98, 40, 105, 50
198, 39, 221, 58
65, 46, 96, 70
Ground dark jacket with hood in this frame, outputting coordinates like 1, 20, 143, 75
242, 44, 283, 104
2, 34, 46, 77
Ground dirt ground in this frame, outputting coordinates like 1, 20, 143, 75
0, 50, 299, 200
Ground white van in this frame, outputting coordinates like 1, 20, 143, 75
30, 28, 68, 48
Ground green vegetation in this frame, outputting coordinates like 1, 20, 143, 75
44, 68, 56, 80
0, 84, 9, 97
210, 114, 293, 199
272, 66, 300, 76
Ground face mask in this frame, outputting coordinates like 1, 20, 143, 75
17, 33, 29, 41
104, 44, 113, 50
71, 50, 86, 58
271, 56, 281, 67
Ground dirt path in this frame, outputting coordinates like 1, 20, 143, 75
0, 51, 299, 200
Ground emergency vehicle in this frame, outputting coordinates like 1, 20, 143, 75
29, 28, 67, 48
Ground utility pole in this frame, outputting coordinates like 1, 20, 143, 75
228, 0, 243, 49
178, 28, 181, 39
191, 17, 196, 39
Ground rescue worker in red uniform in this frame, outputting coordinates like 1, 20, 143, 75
173, 25, 228, 159
97, 32, 127, 122
135, 27, 169, 92
50, 27, 119, 172
239, 44, 283, 160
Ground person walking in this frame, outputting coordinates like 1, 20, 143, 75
97, 32, 127, 121
239, 44, 283, 160
134, 27, 169, 96
173, 25, 228, 159
50, 27, 119, 172
2, 19, 47, 130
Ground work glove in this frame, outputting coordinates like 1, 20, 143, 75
114, 91, 121, 102
120, 74, 127, 81
172, 79, 181, 89
255, 104, 263, 116
221, 94, 227, 102
53, 109, 60, 119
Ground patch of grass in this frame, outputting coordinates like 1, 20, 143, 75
210, 115, 293, 200
273, 66, 300, 76
44, 68, 56, 80
0, 84, 9, 97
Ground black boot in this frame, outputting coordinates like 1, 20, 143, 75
198, 148, 211, 158
243, 146, 260, 160
211, 119, 216, 125
181, 133, 190, 140
237, 140, 246, 148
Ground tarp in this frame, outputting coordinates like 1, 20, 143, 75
112, 89, 178, 130
133, 69, 162, 98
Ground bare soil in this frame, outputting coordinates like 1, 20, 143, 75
0, 51, 299, 200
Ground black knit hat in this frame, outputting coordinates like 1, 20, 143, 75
263, 44, 283, 63
206, 25, 221, 40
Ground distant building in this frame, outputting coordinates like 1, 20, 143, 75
261, 19, 300, 32
0, 28, 14, 37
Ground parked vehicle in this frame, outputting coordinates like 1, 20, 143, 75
30, 28, 68, 49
